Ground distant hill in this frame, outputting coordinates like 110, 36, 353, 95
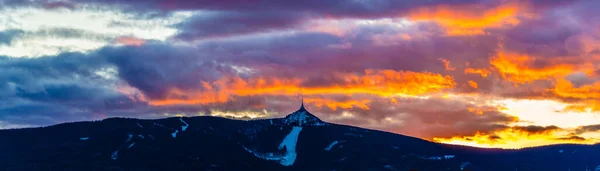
1, 104, 600, 171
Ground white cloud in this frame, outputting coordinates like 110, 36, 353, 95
0, 5, 194, 57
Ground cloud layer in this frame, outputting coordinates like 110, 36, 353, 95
1, 0, 600, 148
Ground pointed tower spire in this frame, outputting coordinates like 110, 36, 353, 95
284, 93, 326, 126
299, 94, 306, 111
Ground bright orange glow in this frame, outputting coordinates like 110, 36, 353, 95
467, 105, 508, 115
439, 58, 455, 71
552, 79, 600, 112
148, 89, 228, 106
408, 3, 524, 35
433, 127, 598, 149
390, 98, 398, 104
467, 107, 483, 115
464, 68, 491, 77
304, 98, 371, 111
148, 70, 456, 106
553, 78, 600, 99
490, 52, 577, 83
467, 80, 478, 89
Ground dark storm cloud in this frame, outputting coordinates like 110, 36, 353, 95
512, 125, 560, 134
30, 27, 113, 41
56, 0, 582, 41
0, 39, 279, 127
501, 10, 585, 58
99, 43, 238, 99
43, 1, 75, 9
0, 0, 74, 9
1, 0, 598, 146
71, 0, 476, 15
70, 0, 583, 17
555, 136, 587, 141
173, 11, 311, 40
0, 29, 24, 45
0, 26, 499, 129
196, 32, 341, 60
0, 28, 113, 46
0, 29, 472, 129
574, 124, 600, 134
2, 52, 103, 76
0, 52, 106, 95
193, 32, 344, 77
0, 51, 127, 126
0, 45, 162, 125
0, 103, 80, 126
193, 26, 496, 83
16, 84, 104, 102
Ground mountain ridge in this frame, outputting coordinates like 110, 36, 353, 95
2, 107, 600, 170
3, 115, 595, 151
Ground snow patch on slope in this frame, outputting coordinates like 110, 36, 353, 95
278, 126, 303, 166
111, 151, 119, 160
242, 146, 282, 161
110, 134, 133, 160
180, 117, 189, 131
444, 155, 455, 159
242, 126, 303, 166
461, 162, 470, 170
420, 154, 455, 160
171, 130, 179, 138
325, 140, 346, 151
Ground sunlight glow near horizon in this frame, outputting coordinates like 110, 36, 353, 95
497, 99, 600, 128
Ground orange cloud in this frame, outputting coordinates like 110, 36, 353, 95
304, 98, 371, 111
149, 90, 229, 106
467, 105, 507, 115
467, 80, 478, 89
553, 78, 600, 100
439, 58, 455, 71
491, 52, 578, 84
551, 79, 600, 112
408, 2, 525, 36
148, 70, 455, 106
464, 68, 491, 77
467, 107, 483, 115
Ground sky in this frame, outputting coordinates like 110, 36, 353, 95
1, 0, 600, 149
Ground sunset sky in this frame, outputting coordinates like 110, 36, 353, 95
2, 0, 600, 149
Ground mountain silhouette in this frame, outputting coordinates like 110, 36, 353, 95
1, 104, 600, 171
